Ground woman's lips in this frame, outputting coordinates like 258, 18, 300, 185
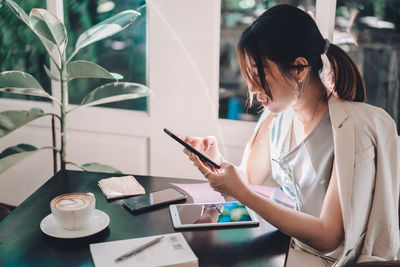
260, 98, 268, 106
257, 95, 268, 106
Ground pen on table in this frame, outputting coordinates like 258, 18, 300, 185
115, 236, 164, 262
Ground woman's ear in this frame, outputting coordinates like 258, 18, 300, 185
293, 57, 309, 82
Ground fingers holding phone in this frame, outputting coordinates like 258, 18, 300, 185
202, 136, 218, 153
189, 153, 217, 178
163, 129, 221, 169
179, 135, 202, 148
182, 135, 221, 165
192, 156, 250, 201
176, 135, 203, 157
191, 155, 229, 195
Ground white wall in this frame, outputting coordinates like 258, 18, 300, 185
146, 0, 254, 178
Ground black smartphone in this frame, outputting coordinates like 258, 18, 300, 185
122, 187, 187, 212
163, 128, 221, 169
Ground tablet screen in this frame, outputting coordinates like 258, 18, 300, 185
170, 202, 258, 228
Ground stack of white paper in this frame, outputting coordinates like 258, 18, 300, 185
90, 232, 198, 267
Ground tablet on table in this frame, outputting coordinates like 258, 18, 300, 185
169, 201, 259, 229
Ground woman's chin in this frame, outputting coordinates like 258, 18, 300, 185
262, 101, 273, 112
262, 101, 284, 114
266, 104, 283, 114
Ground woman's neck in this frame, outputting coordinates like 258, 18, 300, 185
292, 78, 328, 136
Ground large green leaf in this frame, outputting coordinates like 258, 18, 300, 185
68, 10, 140, 62
5, 0, 30, 26
68, 82, 151, 113
5, 2, 62, 67
0, 71, 61, 105
29, 8, 67, 47
0, 144, 38, 173
0, 109, 53, 138
37, 30, 62, 69
68, 162, 122, 174
68, 60, 122, 81
0, 144, 57, 174
0, 71, 43, 90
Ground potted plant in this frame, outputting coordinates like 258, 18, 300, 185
0, 0, 152, 174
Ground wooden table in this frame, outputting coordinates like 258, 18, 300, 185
0, 170, 289, 266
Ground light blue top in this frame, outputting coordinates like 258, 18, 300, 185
270, 108, 334, 218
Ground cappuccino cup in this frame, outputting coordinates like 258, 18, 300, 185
50, 192, 95, 230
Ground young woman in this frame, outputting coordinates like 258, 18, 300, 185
182, 5, 399, 266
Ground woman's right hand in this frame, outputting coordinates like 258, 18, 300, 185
180, 135, 222, 167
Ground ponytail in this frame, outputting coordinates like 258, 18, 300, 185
326, 44, 366, 102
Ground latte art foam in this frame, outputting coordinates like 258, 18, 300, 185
52, 194, 93, 211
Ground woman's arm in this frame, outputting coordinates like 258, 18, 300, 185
194, 156, 344, 253
243, 161, 344, 252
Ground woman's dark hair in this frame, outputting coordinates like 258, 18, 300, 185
237, 4, 366, 102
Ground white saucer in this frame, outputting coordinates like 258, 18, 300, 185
40, 209, 110, 239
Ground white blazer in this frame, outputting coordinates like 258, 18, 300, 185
240, 95, 400, 266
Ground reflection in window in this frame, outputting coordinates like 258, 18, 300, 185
334, 0, 400, 132
219, 0, 316, 121
65, 0, 147, 111
0, 0, 50, 102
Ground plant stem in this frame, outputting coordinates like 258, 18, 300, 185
51, 114, 58, 174
60, 63, 68, 170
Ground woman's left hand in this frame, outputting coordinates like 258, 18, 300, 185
190, 153, 250, 201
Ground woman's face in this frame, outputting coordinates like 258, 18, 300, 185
247, 59, 297, 114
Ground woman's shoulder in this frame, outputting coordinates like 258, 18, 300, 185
329, 97, 398, 152
330, 97, 396, 130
